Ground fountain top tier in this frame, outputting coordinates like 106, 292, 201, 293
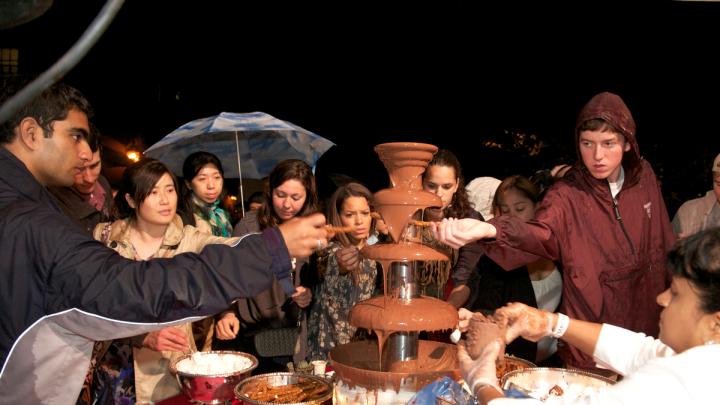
372, 142, 444, 243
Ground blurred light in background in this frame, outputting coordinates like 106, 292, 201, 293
126, 150, 140, 162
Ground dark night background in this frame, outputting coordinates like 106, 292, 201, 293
2, 0, 720, 215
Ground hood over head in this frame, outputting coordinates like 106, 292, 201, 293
575, 92, 642, 178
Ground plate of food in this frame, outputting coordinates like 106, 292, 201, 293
234, 371, 333, 404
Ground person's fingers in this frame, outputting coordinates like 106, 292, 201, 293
430, 221, 438, 234
458, 308, 474, 320
215, 323, 227, 339
479, 338, 502, 360
162, 328, 189, 346
216, 321, 232, 339
292, 286, 312, 307
443, 218, 464, 249
159, 334, 188, 351
309, 213, 329, 241
280, 213, 329, 257
439, 218, 450, 238
337, 247, 359, 269
495, 302, 525, 320
343, 255, 360, 269
457, 308, 473, 332
456, 340, 472, 365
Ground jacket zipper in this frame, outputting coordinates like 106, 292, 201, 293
609, 184, 636, 256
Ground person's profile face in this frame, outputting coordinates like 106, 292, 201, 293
656, 276, 708, 353
713, 172, 720, 203
271, 179, 306, 222
36, 108, 92, 187
578, 130, 629, 182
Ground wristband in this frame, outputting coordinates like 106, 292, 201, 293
551, 313, 570, 338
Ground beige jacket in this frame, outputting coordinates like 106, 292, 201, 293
93, 215, 239, 404
672, 190, 719, 237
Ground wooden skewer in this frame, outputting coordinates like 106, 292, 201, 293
325, 225, 355, 233
411, 220, 432, 227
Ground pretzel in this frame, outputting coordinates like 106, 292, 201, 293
410, 220, 432, 227
304, 383, 330, 399
245, 380, 326, 403
325, 225, 355, 233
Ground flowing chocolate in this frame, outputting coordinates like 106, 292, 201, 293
330, 142, 460, 401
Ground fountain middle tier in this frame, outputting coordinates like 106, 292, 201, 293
349, 296, 458, 333
361, 241, 449, 262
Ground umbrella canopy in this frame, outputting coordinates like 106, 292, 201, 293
144, 112, 334, 211
145, 111, 334, 179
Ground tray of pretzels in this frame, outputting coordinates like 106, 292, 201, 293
234, 371, 333, 404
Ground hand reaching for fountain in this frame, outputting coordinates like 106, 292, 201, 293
456, 339, 503, 399
431, 218, 497, 249
457, 308, 474, 333
278, 213, 329, 258
494, 302, 553, 342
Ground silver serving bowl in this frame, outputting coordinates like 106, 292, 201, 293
501, 367, 615, 401
169, 350, 258, 404
234, 372, 333, 405
497, 355, 536, 379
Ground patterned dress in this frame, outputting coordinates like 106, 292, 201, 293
307, 242, 378, 360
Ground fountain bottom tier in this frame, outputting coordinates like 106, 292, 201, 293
329, 340, 460, 404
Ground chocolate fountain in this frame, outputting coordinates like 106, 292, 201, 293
330, 143, 460, 404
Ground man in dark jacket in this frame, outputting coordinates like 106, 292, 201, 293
433, 92, 674, 370
48, 122, 113, 234
0, 80, 328, 404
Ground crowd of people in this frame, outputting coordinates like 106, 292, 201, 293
1, 78, 719, 404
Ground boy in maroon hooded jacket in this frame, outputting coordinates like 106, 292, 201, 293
433, 92, 674, 370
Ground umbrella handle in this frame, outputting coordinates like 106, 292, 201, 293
235, 131, 245, 213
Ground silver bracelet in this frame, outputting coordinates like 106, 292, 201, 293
551, 313, 570, 338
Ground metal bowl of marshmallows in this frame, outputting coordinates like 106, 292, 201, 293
500, 367, 615, 401
169, 350, 258, 404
